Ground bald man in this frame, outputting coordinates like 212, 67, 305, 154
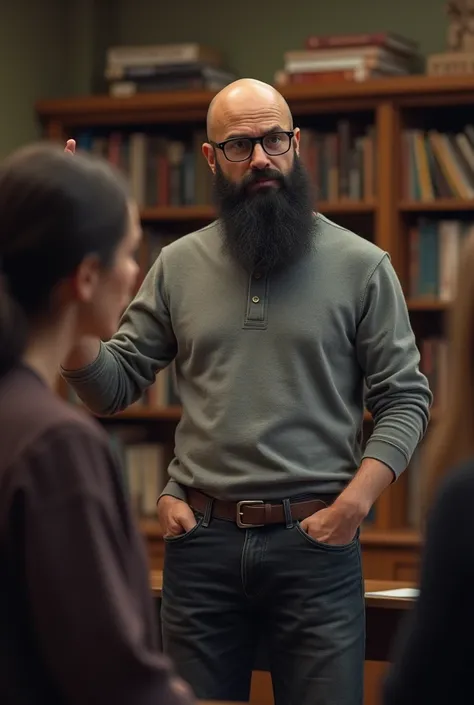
62, 79, 432, 705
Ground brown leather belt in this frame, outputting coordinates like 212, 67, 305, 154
187, 488, 338, 528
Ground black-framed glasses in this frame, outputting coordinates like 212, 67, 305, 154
213, 130, 294, 162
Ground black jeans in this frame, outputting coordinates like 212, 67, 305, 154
161, 501, 365, 705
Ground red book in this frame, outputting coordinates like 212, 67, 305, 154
305, 31, 418, 57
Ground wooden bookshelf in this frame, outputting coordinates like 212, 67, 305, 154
36, 73, 470, 585
139, 201, 376, 223
407, 298, 450, 311
140, 205, 215, 222
399, 199, 474, 212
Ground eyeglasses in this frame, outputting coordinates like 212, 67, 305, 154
213, 130, 294, 163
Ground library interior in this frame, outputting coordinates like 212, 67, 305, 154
1, 0, 473, 704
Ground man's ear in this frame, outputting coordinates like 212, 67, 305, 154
293, 127, 301, 156
202, 142, 216, 175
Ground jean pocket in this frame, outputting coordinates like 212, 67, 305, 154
163, 512, 204, 544
294, 521, 360, 552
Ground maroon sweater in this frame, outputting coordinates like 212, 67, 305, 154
0, 365, 193, 705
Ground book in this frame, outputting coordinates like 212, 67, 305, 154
365, 587, 419, 598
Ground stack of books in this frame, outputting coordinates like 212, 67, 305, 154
104, 42, 237, 97
274, 31, 420, 86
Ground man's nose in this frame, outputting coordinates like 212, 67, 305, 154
250, 142, 271, 170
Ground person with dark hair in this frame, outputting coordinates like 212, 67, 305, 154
0, 142, 194, 705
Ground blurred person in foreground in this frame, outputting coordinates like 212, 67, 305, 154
62, 78, 432, 705
383, 232, 474, 705
0, 142, 193, 705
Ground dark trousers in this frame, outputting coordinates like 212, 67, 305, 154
161, 501, 365, 705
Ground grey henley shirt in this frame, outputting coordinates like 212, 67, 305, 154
62, 214, 432, 502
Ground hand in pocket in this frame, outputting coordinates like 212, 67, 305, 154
300, 506, 357, 546
157, 495, 197, 538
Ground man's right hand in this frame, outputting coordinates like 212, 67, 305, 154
64, 139, 76, 155
157, 495, 197, 538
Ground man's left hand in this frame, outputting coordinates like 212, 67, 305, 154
300, 503, 361, 546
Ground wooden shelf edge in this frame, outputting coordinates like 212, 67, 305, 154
319, 200, 376, 214
361, 528, 421, 547
141, 205, 215, 222
35, 88, 217, 120
407, 298, 451, 311
139, 201, 375, 223
36, 75, 474, 124
400, 199, 474, 212
281, 73, 474, 103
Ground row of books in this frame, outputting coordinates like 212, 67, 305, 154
74, 125, 377, 207
74, 129, 213, 209
420, 336, 447, 411
402, 126, 474, 201
109, 432, 168, 520
408, 218, 474, 301
406, 335, 447, 528
300, 123, 376, 202
74, 124, 474, 209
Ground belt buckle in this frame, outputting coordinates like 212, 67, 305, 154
236, 500, 264, 528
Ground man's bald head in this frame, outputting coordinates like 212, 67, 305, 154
206, 78, 293, 141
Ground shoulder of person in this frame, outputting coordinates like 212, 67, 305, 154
14, 413, 121, 510
0, 367, 109, 466
31, 391, 110, 452
315, 214, 397, 301
316, 213, 388, 269
160, 219, 221, 261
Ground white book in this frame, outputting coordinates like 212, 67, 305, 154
365, 587, 419, 599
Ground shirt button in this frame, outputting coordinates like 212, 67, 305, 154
252, 296, 260, 303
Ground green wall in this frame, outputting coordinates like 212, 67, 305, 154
115, 0, 449, 82
0, 0, 67, 158
0, 0, 451, 158
0, 0, 117, 158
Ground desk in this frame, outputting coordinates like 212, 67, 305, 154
150, 572, 416, 663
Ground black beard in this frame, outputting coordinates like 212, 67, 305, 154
213, 154, 315, 274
